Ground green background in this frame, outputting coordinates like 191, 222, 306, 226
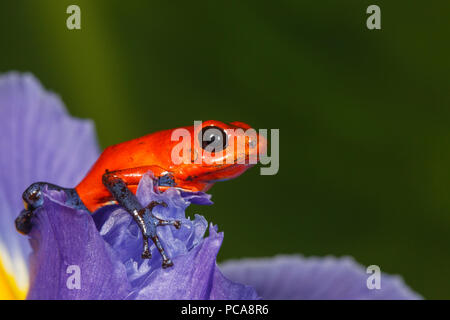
1, 1, 449, 298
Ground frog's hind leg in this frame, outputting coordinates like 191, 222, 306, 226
16, 182, 86, 234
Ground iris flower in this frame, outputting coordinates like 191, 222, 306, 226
0, 73, 420, 300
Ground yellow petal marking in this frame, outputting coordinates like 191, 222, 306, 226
0, 256, 26, 299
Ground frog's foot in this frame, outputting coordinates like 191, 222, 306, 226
139, 201, 181, 268
16, 182, 74, 235
157, 173, 176, 187
15, 209, 34, 234
22, 182, 46, 211
15, 182, 48, 235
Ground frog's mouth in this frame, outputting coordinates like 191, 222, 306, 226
195, 162, 255, 183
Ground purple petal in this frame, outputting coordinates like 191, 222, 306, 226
126, 224, 258, 300
220, 255, 421, 300
27, 188, 129, 300
94, 174, 209, 278
0, 72, 100, 293
96, 174, 258, 300
180, 191, 214, 206
210, 266, 260, 300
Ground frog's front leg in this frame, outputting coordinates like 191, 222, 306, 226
102, 169, 181, 268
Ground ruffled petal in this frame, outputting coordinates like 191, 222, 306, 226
0, 72, 100, 297
179, 191, 213, 206
126, 225, 258, 300
93, 174, 209, 279
27, 189, 129, 300
96, 173, 258, 300
220, 255, 421, 300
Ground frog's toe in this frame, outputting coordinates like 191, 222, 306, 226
15, 209, 34, 235
157, 173, 176, 187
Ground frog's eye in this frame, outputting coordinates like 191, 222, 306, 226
199, 126, 228, 152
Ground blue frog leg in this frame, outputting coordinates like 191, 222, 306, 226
16, 182, 87, 234
102, 170, 181, 268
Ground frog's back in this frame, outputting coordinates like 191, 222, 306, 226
75, 132, 172, 211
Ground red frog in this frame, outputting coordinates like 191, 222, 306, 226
16, 120, 266, 268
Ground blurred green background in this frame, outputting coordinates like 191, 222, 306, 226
1, 1, 449, 298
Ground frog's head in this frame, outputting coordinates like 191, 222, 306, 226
169, 120, 266, 191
